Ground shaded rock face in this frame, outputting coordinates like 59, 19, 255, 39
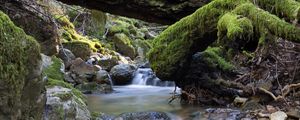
0, 11, 45, 119
57, 0, 211, 24
44, 86, 91, 120
110, 64, 137, 85
0, 0, 59, 56
115, 112, 171, 120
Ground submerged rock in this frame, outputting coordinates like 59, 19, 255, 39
110, 64, 137, 85
115, 112, 171, 120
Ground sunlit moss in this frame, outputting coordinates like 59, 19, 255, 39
44, 57, 64, 80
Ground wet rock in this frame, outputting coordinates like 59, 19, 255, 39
204, 108, 245, 120
75, 82, 113, 94
270, 111, 287, 120
94, 70, 112, 85
113, 33, 136, 59
58, 48, 76, 68
110, 64, 137, 85
44, 86, 91, 120
115, 112, 171, 120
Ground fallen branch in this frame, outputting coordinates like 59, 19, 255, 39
259, 83, 300, 101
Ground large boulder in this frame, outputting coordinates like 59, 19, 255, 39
113, 33, 136, 59
44, 85, 91, 120
0, 11, 45, 119
0, 0, 59, 56
110, 64, 137, 85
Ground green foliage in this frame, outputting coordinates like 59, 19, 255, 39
54, 92, 73, 101
44, 57, 64, 80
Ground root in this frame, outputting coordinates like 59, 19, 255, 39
259, 83, 300, 101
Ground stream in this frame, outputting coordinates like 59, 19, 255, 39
86, 68, 206, 119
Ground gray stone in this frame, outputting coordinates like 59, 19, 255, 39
110, 64, 137, 85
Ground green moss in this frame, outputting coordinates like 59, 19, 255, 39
54, 15, 104, 55
147, 0, 300, 80
217, 12, 253, 46
113, 33, 136, 58
54, 92, 73, 101
232, 3, 300, 42
44, 57, 64, 80
257, 0, 300, 22
147, 0, 248, 80
109, 20, 131, 35
0, 11, 41, 118
202, 47, 234, 71
46, 78, 86, 104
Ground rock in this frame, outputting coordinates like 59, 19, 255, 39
266, 105, 277, 113
286, 108, 300, 119
0, 11, 45, 119
113, 33, 136, 59
63, 41, 95, 60
270, 111, 287, 120
67, 58, 100, 84
58, 48, 76, 68
0, 0, 59, 56
233, 96, 248, 107
42, 54, 53, 70
75, 82, 113, 94
70, 58, 99, 77
94, 70, 112, 85
204, 108, 245, 120
115, 112, 171, 120
44, 86, 91, 120
44, 57, 65, 80
110, 64, 137, 85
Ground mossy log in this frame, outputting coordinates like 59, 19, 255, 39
148, 0, 300, 81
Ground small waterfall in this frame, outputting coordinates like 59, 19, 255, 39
131, 68, 175, 87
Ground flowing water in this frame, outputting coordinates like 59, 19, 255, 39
86, 68, 205, 119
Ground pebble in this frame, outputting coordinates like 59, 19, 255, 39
270, 111, 287, 120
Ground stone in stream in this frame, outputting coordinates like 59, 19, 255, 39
110, 64, 137, 85
94, 70, 113, 85
115, 112, 171, 120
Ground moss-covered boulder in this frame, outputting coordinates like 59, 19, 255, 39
0, 11, 45, 119
113, 33, 136, 59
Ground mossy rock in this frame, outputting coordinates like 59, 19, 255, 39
63, 41, 100, 60
44, 56, 64, 80
113, 33, 137, 59
0, 11, 43, 119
